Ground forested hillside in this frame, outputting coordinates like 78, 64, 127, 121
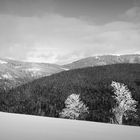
0, 64, 140, 126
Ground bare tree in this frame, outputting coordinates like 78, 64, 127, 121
111, 81, 138, 124
59, 94, 89, 120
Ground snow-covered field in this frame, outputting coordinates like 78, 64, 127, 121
0, 112, 139, 140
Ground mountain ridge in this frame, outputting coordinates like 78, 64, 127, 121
0, 54, 140, 89
63, 54, 140, 69
0, 58, 64, 89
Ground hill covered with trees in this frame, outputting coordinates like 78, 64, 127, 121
0, 64, 140, 126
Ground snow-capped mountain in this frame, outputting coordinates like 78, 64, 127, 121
0, 58, 64, 90
1, 54, 140, 90
63, 54, 140, 69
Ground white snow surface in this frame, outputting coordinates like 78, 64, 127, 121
24, 67, 42, 77
14, 66, 21, 69
0, 60, 8, 64
2, 73, 13, 80
0, 112, 140, 140
25, 67, 41, 72
61, 67, 69, 71
95, 56, 99, 59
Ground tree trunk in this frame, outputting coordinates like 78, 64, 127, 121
115, 113, 123, 125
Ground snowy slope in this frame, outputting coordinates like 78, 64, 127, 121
64, 54, 140, 69
0, 112, 139, 140
0, 58, 64, 89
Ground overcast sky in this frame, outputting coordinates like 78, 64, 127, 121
0, 0, 140, 64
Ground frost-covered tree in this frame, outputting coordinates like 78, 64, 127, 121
59, 94, 89, 120
111, 81, 138, 124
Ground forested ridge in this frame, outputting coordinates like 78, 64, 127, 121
0, 64, 140, 126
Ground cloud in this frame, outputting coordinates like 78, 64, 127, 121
120, 6, 140, 22
0, 0, 56, 17
0, 9, 140, 64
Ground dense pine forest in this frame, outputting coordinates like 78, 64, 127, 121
0, 64, 140, 126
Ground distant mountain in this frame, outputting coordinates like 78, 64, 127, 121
63, 54, 140, 69
1, 54, 140, 89
1, 64, 140, 126
0, 58, 64, 90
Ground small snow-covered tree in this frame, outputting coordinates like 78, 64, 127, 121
59, 94, 89, 120
111, 81, 138, 124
